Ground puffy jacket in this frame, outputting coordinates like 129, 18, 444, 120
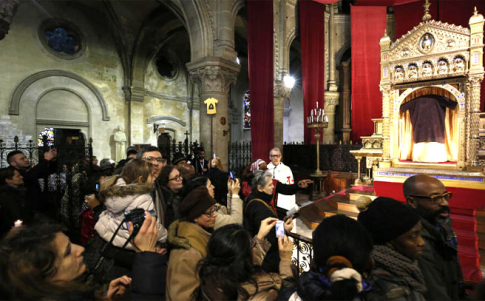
94, 178, 167, 249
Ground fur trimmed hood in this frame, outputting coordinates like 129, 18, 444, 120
95, 177, 167, 249
99, 178, 154, 214
98, 178, 153, 203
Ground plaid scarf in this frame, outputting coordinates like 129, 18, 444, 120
372, 245, 427, 294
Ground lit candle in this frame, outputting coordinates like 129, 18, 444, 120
14, 220, 23, 227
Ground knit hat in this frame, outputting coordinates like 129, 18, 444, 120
357, 197, 420, 245
172, 152, 186, 165
179, 186, 216, 221
250, 159, 266, 173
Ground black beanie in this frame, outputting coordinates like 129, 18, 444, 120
357, 197, 420, 245
179, 186, 216, 221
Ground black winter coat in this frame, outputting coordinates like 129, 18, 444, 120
244, 182, 299, 273
0, 184, 34, 238
418, 217, 464, 301
132, 252, 168, 300
18, 159, 57, 212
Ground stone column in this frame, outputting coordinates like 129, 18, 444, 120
324, 91, 339, 143
124, 86, 146, 146
339, 60, 351, 143
327, 3, 338, 92
187, 57, 240, 170
214, 0, 238, 61
274, 80, 292, 150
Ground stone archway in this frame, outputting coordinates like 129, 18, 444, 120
9, 70, 109, 143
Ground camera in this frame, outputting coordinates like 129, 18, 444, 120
124, 208, 157, 236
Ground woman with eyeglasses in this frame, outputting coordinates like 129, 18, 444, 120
166, 186, 218, 301
182, 176, 243, 230
157, 165, 184, 227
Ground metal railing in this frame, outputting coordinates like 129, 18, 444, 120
228, 141, 252, 178
288, 232, 314, 275
1, 136, 94, 242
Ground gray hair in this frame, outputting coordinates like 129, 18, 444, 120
252, 170, 273, 189
269, 147, 281, 156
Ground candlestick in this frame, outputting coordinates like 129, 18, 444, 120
14, 220, 23, 227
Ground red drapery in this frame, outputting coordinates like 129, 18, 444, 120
247, 0, 274, 161
312, 0, 339, 4
300, 0, 327, 144
351, 6, 387, 142
395, 0, 485, 111
354, 0, 419, 5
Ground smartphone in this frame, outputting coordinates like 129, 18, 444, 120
275, 220, 285, 239
95, 182, 100, 192
229, 171, 234, 180
213, 152, 216, 159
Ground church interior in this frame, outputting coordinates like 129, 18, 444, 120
1, 0, 485, 284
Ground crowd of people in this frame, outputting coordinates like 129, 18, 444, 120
0, 144, 482, 300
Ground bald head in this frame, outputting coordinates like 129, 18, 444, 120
403, 175, 445, 199
404, 175, 449, 223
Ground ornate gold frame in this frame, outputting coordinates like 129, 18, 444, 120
379, 8, 484, 172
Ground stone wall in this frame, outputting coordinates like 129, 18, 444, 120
0, 1, 197, 160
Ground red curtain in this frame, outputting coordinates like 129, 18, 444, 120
300, 0, 327, 144
351, 6, 387, 142
247, 0, 274, 161
395, 0, 485, 111
312, 0, 339, 4
354, 0, 419, 5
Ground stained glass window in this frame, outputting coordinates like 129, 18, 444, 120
243, 90, 251, 129
38, 128, 54, 147
44, 27, 80, 55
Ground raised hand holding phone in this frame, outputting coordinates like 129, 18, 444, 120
256, 217, 277, 240
278, 235, 293, 261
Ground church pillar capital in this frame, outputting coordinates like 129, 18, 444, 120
273, 80, 292, 150
186, 57, 240, 170
274, 80, 293, 99
123, 86, 146, 102
323, 91, 340, 144
0, 0, 20, 40
187, 57, 240, 94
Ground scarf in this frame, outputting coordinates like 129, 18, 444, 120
372, 245, 427, 294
